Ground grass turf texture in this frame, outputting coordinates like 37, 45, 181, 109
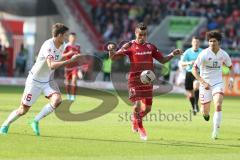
0, 85, 239, 160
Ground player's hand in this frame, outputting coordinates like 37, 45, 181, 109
228, 78, 234, 90
68, 50, 75, 55
107, 43, 116, 52
70, 54, 81, 62
172, 49, 183, 56
202, 81, 210, 90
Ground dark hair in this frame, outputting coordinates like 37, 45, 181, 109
52, 23, 69, 37
206, 31, 222, 42
69, 32, 76, 36
192, 36, 200, 40
135, 22, 147, 30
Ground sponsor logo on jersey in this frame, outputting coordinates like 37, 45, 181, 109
135, 51, 152, 55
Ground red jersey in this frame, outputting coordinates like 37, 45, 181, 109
116, 40, 164, 103
63, 43, 81, 68
117, 40, 164, 79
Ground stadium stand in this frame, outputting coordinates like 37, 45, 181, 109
85, 0, 240, 51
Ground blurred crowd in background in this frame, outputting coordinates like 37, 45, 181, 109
0, 0, 240, 80
88, 0, 240, 51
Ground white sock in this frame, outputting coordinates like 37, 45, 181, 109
213, 111, 222, 132
34, 103, 55, 122
2, 110, 20, 127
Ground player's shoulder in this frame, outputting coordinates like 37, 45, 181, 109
42, 38, 55, 49
144, 42, 157, 50
75, 43, 81, 47
196, 48, 208, 59
40, 38, 54, 52
183, 48, 192, 55
219, 48, 229, 56
200, 48, 209, 55
121, 40, 133, 49
198, 48, 203, 53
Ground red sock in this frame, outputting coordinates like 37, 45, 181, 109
65, 85, 71, 95
71, 85, 76, 96
133, 111, 141, 121
139, 111, 148, 118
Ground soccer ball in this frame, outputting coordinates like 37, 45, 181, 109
140, 70, 156, 84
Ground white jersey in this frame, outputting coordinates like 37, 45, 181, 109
194, 48, 232, 86
29, 38, 65, 82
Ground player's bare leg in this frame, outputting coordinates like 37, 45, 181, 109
65, 79, 71, 100
186, 90, 196, 115
193, 80, 200, 112
137, 101, 151, 140
201, 102, 211, 121
132, 101, 141, 133
0, 104, 30, 134
70, 74, 77, 101
31, 93, 62, 136
212, 93, 223, 139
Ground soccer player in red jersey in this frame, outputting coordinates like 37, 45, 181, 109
62, 32, 81, 101
107, 23, 182, 140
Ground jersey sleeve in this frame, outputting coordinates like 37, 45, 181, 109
116, 42, 131, 56
223, 52, 232, 67
112, 42, 131, 59
151, 44, 164, 60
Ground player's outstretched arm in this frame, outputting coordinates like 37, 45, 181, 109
158, 49, 183, 64
107, 42, 128, 60
47, 54, 81, 70
61, 50, 75, 60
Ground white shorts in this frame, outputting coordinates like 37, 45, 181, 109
199, 82, 224, 104
21, 76, 60, 107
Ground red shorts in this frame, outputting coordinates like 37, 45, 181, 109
128, 73, 153, 106
65, 68, 78, 80
129, 86, 153, 106
128, 72, 153, 106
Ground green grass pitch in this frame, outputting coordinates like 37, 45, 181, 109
0, 85, 239, 160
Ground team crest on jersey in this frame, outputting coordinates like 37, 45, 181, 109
55, 55, 60, 60
147, 44, 151, 49
208, 57, 212, 61
48, 48, 51, 53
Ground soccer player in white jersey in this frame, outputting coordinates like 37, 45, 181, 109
0, 23, 81, 136
192, 31, 234, 139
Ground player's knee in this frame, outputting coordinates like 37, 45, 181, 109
50, 94, 62, 108
52, 98, 62, 108
201, 105, 209, 115
134, 101, 141, 108
187, 92, 194, 98
17, 105, 30, 115
216, 105, 222, 112
193, 81, 199, 90
145, 107, 151, 113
